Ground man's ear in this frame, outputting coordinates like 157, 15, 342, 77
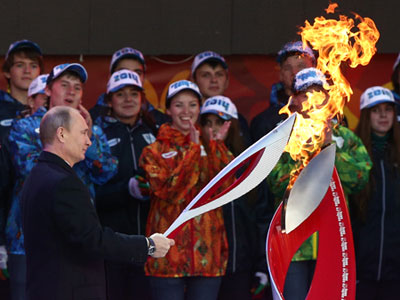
3, 72, 11, 80
45, 86, 51, 97
56, 127, 65, 143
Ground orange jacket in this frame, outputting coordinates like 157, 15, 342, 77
139, 123, 233, 277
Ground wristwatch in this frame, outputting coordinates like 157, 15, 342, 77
147, 237, 156, 256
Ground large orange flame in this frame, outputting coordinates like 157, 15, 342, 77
281, 3, 379, 187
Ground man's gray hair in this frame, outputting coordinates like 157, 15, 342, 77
40, 106, 74, 146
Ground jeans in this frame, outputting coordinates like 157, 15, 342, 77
149, 276, 222, 300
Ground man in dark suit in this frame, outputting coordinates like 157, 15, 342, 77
21, 106, 174, 300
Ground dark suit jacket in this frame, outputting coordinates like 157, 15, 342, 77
21, 151, 148, 300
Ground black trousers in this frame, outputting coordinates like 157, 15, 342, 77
218, 271, 252, 300
356, 279, 400, 300
105, 261, 151, 300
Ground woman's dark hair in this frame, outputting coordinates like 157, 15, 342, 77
352, 104, 400, 221
165, 89, 202, 110
105, 88, 157, 134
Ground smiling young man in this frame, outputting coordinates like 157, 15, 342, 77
0, 40, 43, 140
5, 63, 118, 300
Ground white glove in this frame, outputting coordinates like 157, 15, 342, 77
0, 245, 7, 270
252, 272, 268, 296
128, 177, 149, 201
255, 272, 268, 286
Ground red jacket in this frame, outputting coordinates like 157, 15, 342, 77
140, 123, 233, 277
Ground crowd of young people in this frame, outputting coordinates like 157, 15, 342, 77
0, 39, 399, 300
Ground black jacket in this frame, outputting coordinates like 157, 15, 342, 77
352, 145, 400, 282
21, 151, 148, 300
249, 85, 289, 143
94, 116, 156, 236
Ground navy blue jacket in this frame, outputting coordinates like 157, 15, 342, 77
352, 143, 400, 281
250, 82, 289, 143
94, 116, 156, 236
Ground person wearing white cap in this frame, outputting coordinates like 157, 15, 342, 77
250, 41, 316, 143
5, 63, 118, 299
191, 51, 228, 99
200, 95, 262, 300
191, 50, 252, 149
26, 74, 49, 115
139, 79, 232, 300
267, 68, 372, 300
200, 95, 240, 151
352, 86, 400, 300
90, 47, 169, 127
93, 69, 158, 300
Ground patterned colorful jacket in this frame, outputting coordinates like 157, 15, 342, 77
139, 123, 232, 277
267, 124, 372, 261
6, 106, 118, 254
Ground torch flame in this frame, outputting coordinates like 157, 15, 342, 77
281, 3, 379, 187
325, 3, 338, 14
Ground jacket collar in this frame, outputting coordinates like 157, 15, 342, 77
38, 151, 74, 173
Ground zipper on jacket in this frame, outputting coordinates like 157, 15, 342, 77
377, 159, 386, 281
128, 128, 138, 171
127, 127, 140, 233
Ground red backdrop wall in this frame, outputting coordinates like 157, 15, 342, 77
1, 53, 397, 130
